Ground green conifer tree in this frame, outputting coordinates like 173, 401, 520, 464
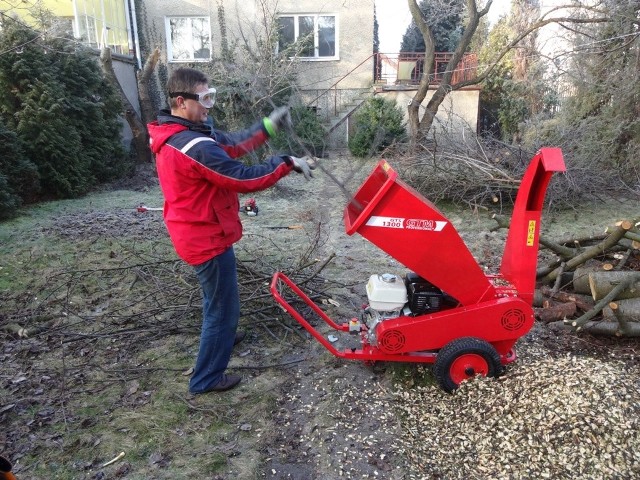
0, 118, 39, 218
0, 17, 130, 200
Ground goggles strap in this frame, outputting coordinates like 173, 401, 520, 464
169, 91, 199, 101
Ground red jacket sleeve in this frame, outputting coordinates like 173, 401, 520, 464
212, 120, 271, 159
184, 135, 294, 193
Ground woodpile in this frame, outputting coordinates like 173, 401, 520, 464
494, 217, 640, 336
532, 219, 640, 336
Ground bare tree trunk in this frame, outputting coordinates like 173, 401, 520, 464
535, 301, 576, 323
404, 0, 608, 144
511, 0, 541, 118
538, 285, 594, 312
408, 0, 488, 141
550, 320, 640, 337
138, 47, 160, 126
589, 271, 640, 301
567, 272, 640, 332
572, 265, 604, 294
541, 220, 635, 284
604, 299, 640, 325
99, 47, 152, 164
407, 0, 435, 146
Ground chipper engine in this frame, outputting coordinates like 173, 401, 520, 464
271, 148, 566, 391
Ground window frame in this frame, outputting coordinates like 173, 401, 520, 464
73, 0, 131, 56
276, 13, 339, 61
165, 16, 212, 63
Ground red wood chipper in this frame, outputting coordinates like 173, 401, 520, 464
271, 148, 566, 391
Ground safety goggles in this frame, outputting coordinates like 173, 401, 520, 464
169, 87, 217, 108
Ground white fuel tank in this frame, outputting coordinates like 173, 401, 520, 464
366, 273, 407, 312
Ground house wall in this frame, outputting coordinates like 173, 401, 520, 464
275, 0, 375, 123
0, 0, 131, 54
139, 0, 374, 109
109, 53, 142, 145
0, 0, 73, 24
274, 0, 374, 92
74, 0, 131, 54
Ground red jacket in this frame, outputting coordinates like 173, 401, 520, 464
148, 112, 293, 265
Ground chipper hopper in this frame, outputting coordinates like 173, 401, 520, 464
271, 148, 566, 391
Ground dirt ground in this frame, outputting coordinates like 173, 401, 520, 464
249, 154, 411, 479
225, 152, 640, 479
2, 151, 639, 479
230, 151, 640, 480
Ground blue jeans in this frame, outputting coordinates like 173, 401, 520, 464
189, 247, 239, 393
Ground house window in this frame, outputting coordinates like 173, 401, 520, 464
77, 15, 98, 45
166, 17, 211, 62
277, 14, 338, 60
74, 0, 131, 55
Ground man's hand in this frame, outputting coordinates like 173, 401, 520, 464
268, 106, 292, 131
289, 156, 317, 181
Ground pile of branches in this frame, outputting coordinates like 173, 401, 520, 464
519, 218, 640, 337
388, 135, 633, 210
0, 225, 343, 404
388, 137, 536, 208
2, 246, 338, 345
0, 218, 345, 468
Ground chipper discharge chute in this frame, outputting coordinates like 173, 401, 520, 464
271, 148, 566, 391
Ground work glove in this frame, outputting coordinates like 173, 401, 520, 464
268, 106, 292, 132
288, 156, 317, 181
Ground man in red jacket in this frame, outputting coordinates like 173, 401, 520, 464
148, 67, 314, 394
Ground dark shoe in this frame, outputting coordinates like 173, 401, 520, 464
190, 374, 241, 394
234, 330, 247, 346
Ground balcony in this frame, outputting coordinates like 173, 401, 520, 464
375, 52, 478, 87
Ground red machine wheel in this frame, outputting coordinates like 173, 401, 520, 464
433, 337, 503, 392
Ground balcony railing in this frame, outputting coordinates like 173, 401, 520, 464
375, 52, 478, 86
303, 51, 479, 121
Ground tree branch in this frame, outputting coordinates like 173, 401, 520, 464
455, 12, 610, 89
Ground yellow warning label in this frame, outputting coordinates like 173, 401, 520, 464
526, 220, 536, 246
382, 161, 390, 172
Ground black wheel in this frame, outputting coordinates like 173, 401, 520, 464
433, 337, 503, 393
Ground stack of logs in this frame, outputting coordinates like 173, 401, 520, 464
494, 216, 640, 336
535, 219, 640, 336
